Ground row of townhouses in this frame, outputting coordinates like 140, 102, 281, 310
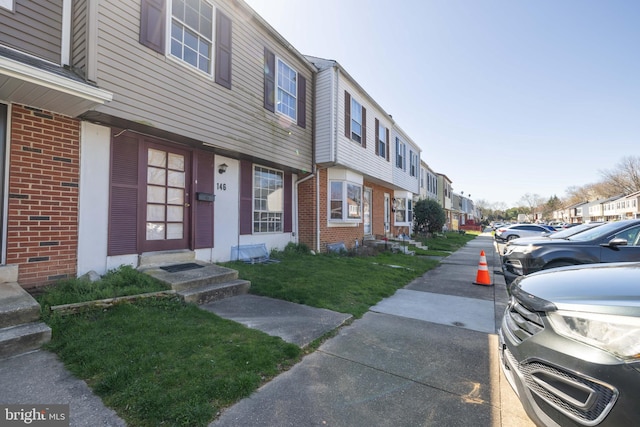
550, 192, 640, 224
0, 0, 476, 290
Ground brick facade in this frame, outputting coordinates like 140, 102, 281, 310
297, 169, 396, 252
6, 105, 80, 289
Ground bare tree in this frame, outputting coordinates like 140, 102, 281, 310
599, 156, 640, 195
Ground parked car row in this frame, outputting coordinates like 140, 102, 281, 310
497, 219, 640, 426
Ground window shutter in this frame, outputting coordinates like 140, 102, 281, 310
284, 172, 292, 232
240, 160, 253, 234
264, 48, 275, 112
139, 0, 165, 54
297, 74, 306, 128
385, 128, 390, 161
215, 10, 232, 89
361, 106, 367, 148
194, 150, 214, 248
344, 91, 351, 139
108, 133, 140, 256
374, 118, 379, 155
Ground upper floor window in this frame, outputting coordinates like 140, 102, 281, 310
351, 98, 363, 143
170, 0, 214, 74
395, 138, 406, 170
420, 168, 425, 188
277, 58, 297, 121
410, 150, 418, 177
378, 123, 386, 158
140, 0, 232, 87
0, 0, 13, 12
253, 166, 283, 233
330, 181, 362, 221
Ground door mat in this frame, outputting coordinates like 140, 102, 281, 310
159, 263, 205, 273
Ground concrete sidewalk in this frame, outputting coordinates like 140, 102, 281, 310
0, 233, 534, 426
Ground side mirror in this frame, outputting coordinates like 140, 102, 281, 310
602, 238, 628, 249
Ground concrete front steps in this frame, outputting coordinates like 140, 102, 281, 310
0, 265, 51, 359
363, 235, 427, 255
138, 250, 250, 305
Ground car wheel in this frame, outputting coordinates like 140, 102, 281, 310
545, 261, 575, 270
506, 235, 519, 241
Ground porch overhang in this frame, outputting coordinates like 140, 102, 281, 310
0, 48, 112, 118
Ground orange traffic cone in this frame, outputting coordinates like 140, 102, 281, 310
473, 250, 493, 286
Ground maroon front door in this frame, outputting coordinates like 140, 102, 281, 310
142, 143, 191, 252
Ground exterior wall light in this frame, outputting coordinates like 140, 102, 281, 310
218, 163, 228, 174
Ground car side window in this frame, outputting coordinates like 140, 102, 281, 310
613, 225, 640, 246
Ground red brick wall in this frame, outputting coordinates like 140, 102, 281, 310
297, 174, 317, 251
7, 105, 80, 289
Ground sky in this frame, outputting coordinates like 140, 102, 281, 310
243, 0, 640, 208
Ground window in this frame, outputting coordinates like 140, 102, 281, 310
395, 138, 406, 170
276, 58, 297, 121
394, 198, 406, 222
330, 181, 362, 221
351, 98, 362, 143
420, 168, 424, 188
378, 122, 386, 158
253, 166, 283, 233
410, 150, 418, 177
0, 0, 13, 11
170, 0, 214, 74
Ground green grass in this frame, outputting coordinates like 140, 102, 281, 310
38, 233, 477, 426
44, 297, 301, 427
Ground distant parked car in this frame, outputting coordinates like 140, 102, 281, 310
502, 219, 640, 284
499, 262, 640, 427
494, 223, 555, 242
501, 222, 605, 254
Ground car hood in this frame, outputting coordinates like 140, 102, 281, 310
513, 262, 640, 315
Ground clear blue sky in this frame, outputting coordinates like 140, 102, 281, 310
243, 0, 640, 207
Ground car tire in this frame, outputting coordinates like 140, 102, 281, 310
506, 235, 519, 241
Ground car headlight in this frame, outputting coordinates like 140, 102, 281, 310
504, 244, 538, 255
548, 310, 640, 360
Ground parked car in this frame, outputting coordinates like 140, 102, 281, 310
495, 223, 555, 242
501, 222, 605, 255
502, 219, 640, 284
499, 262, 640, 427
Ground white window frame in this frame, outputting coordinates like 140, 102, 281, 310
410, 150, 418, 177
351, 98, 362, 144
329, 180, 362, 222
378, 123, 386, 158
253, 165, 284, 233
395, 138, 406, 170
0, 0, 13, 12
276, 57, 297, 121
168, 0, 215, 76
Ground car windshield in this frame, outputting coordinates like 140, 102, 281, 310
567, 221, 634, 242
551, 223, 603, 239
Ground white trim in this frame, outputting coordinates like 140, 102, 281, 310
0, 56, 113, 104
61, 0, 72, 66
0, 0, 13, 12
0, 102, 10, 265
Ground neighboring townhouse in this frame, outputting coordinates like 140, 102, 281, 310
0, 0, 113, 287
1, 0, 315, 287
619, 191, 640, 219
419, 160, 438, 202
437, 173, 453, 230
301, 56, 420, 252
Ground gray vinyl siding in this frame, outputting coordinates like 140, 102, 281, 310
91, 0, 313, 172
71, 0, 88, 77
392, 128, 420, 193
314, 67, 334, 164
0, 0, 63, 64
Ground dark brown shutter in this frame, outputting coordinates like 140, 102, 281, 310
108, 133, 139, 255
264, 48, 275, 112
374, 118, 379, 155
297, 74, 306, 128
385, 128, 390, 161
284, 172, 292, 232
361, 106, 367, 148
344, 91, 351, 139
240, 160, 253, 234
194, 150, 214, 248
139, 0, 165, 54
215, 10, 232, 89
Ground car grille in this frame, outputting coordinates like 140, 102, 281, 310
520, 360, 617, 425
503, 300, 544, 342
